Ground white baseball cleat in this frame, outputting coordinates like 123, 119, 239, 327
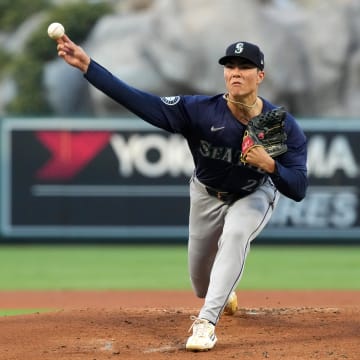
186, 317, 217, 351
224, 291, 238, 315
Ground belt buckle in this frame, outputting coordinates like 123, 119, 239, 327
217, 191, 228, 201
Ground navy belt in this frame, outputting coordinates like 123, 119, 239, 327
205, 187, 244, 204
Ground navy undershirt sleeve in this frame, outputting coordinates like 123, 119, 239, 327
269, 117, 308, 201
84, 59, 189, 134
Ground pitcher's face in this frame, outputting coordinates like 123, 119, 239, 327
223, 60, 264, 98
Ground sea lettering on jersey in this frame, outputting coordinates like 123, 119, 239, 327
199, 139, 266, 174
199, 140, 233, 162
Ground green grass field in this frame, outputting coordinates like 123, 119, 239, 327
0, 244, 359, 290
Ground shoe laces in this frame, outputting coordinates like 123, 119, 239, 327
188, 316, 212, 337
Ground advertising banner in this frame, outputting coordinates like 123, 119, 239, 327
270, 120, 360, 240
1, 118, 359, 242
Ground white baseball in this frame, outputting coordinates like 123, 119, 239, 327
47, 22, 65, 40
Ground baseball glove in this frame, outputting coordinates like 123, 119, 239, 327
240, 107, 287, 162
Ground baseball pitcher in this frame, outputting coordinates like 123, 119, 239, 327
55, 36, 308, 351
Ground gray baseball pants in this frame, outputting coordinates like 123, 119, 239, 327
188, 176, 280, 324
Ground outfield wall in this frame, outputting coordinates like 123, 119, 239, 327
0, 117, 359, 244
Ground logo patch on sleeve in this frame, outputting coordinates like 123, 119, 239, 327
160, 96, 181, 105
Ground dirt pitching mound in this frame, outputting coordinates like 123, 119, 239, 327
0, 291, 359, 360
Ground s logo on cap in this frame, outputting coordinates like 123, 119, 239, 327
234, 42, 244, 54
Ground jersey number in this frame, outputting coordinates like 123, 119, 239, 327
241, 179, 260, 192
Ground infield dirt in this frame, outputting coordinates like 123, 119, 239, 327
0, 290, 359, 359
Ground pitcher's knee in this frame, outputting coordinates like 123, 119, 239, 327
190, 279, 208, 298
194, 289, 207, 298
223, 229, 247, 245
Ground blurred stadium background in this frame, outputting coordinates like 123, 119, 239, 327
0, 0, 360, 252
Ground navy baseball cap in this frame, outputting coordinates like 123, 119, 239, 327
218, 41, 265, 70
